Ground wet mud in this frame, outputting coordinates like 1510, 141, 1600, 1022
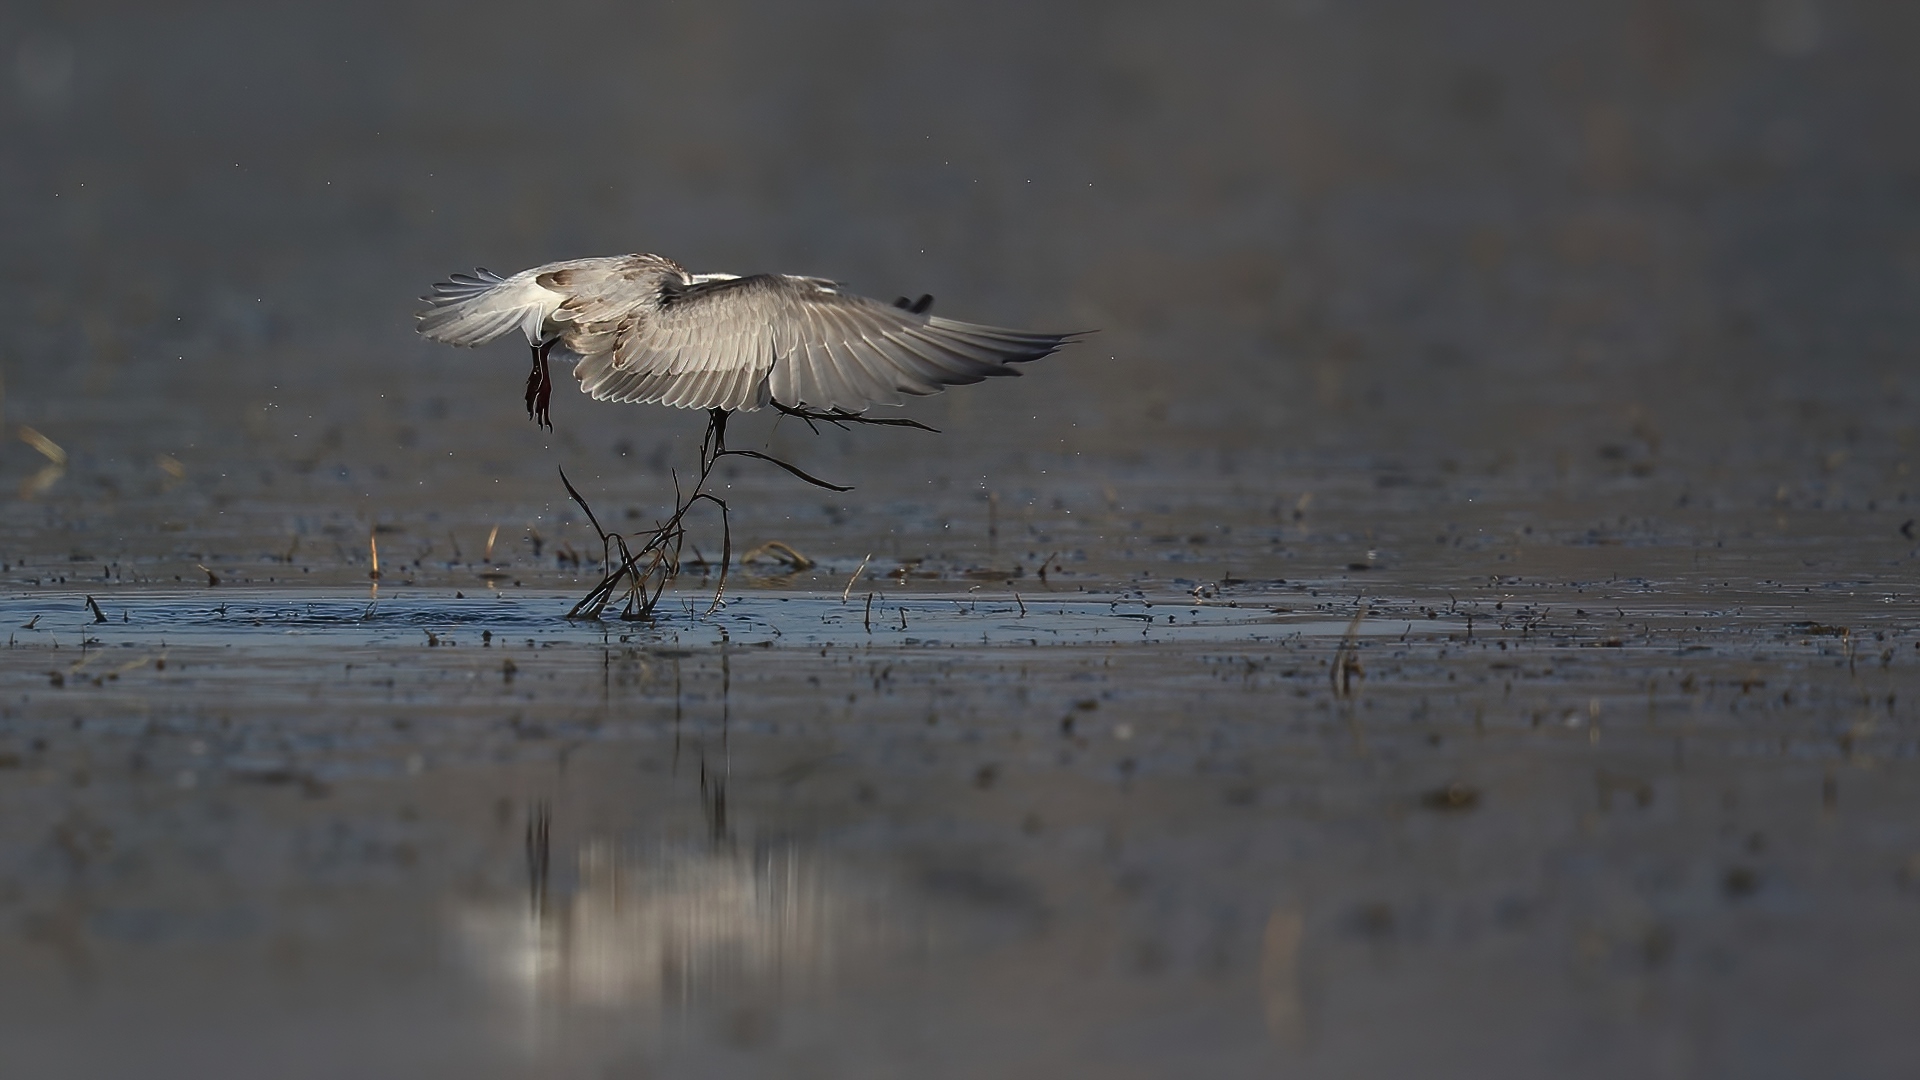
1, 540, 1916, 1078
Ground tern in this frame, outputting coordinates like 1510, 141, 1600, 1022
415, 253, 1077, 434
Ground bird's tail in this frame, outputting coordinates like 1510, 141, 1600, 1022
416, 268, 543, 346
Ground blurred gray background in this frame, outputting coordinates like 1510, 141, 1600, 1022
4, 0, 1915, 528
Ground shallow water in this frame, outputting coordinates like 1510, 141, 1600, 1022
1, 558, 1917, 1077
5, 0, 1920, 1076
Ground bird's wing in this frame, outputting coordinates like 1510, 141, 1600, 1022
540, 254, 686, 336
569, 274, 1075, 414
415, 268, 550, 346
416, 255, 682, 347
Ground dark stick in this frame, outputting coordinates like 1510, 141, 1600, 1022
563, 402, 936, 620
558, 466, 607, 539
565, 412, 733, 620
771, 400, 940, 434
715, 449, 853, 492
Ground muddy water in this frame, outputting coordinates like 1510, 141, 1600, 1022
1, 551, 1916, 1078
4, 1, 1920, 1077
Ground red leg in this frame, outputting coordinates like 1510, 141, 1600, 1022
525, 341, 555, 431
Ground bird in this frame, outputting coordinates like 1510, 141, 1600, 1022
415, 253, 1078, 432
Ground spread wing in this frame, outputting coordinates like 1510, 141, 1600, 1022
417, 255, 680, 348
415, 267, 551, 346
566, 274, 1076, 414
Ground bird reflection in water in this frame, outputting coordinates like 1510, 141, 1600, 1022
459, 770, 915, 1017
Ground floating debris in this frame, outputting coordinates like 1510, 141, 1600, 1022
1421, 784, 1481, 812
17, 426, 66, 465
19, 464, 63, 499
742, 540, 814, 571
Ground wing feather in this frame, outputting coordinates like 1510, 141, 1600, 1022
833, 309, 907, 405
873, 327, 968, 382
894, 325, 1007, 379
811, 308, 864, 409
823, 312, 877, 407
790, 303, 834, 407
428, 259, 1080, 413
415, 269, 553, 347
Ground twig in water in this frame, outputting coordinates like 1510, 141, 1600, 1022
1331, 604, 1370, 700
741, 541, 814, 570
842, 554, 873, 602
1333, 605, 1372, 757
564, 406, 931, 621
85, 596, 105, 624
864, 591, 875, 632
18, 427, 66, 465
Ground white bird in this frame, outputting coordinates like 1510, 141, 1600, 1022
416, 253, 1077, 430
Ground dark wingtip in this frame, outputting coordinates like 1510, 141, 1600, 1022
893, 294, 935, 314
1016, 330, 1093, 363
